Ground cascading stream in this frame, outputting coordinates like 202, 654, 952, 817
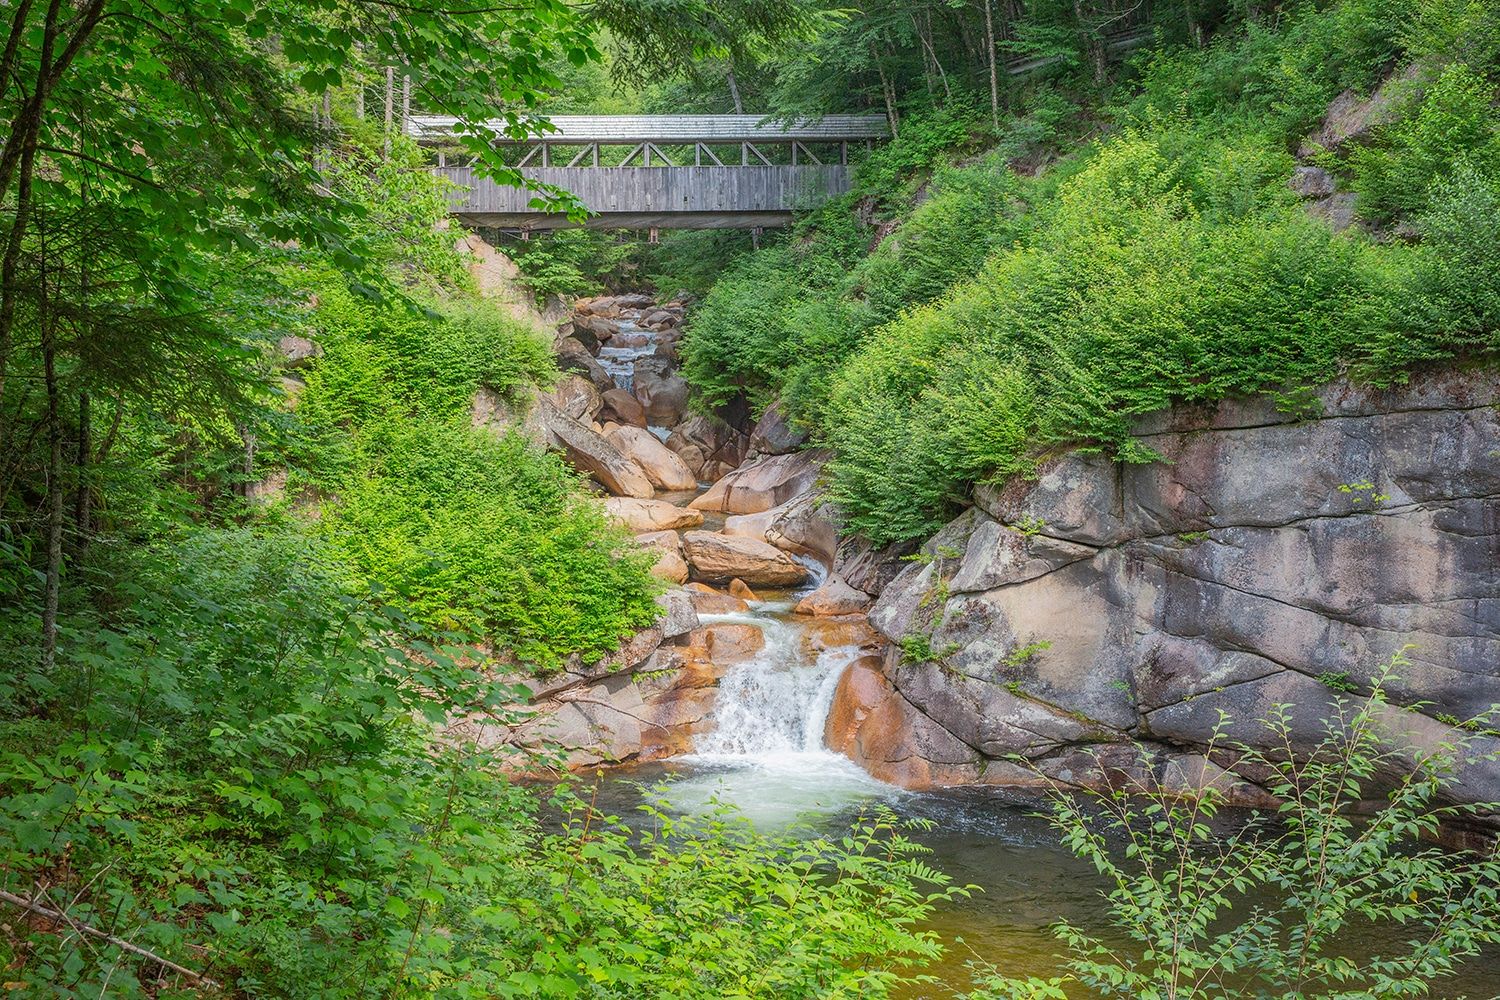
666, 597, 896, 825
595, 315, 673, 441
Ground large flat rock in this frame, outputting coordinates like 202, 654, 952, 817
690, 450, 828, 514
681, 530, 810, 587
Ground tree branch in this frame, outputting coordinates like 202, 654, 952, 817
0, 888, 222, 989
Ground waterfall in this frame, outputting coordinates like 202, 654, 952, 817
666, 599, 896, 823
692, 610, 856, 757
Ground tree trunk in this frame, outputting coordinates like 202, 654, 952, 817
401, 72, 411, 134
1074, 0, 1107, 85
0, 0, 37, 111
983, 0, 999, 129
0, 121, 37, 413
41, 292, 63, 673
238, 424, 255, 500
73, 390, 89, 557
383, 65, 394, 160
873, 49, 899, 137
725, 66, 744, 114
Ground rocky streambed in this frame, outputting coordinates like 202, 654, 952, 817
452, 274, 1500, 992
467, 266, 1500, 829
468, 286, 882, 768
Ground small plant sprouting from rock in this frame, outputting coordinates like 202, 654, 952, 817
900, 630, 961, 665
1004, 640, 1052, 669
1010, 514, 1047, 537
903, 543, 964, 566
1272, 384, 1324, 421
1318, 670, 1359, 693
1178, 530, 1209, 544
920, 575, 951, 610
1337, 480, 1391, 508
1109, 678, 1132, 694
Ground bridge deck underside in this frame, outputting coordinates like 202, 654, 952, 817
437, 164, 852, 230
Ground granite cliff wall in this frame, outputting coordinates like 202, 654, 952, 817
829, 368, 1500, 815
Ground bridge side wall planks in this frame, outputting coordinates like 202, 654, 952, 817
437, 164, 852, 228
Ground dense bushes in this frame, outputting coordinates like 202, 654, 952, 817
678, 211, 869, 416
825, 133, 1422, 543
678, 108, 1046, 427
677, 0, 1500, 545
0, 529, 951, 997
325, 423, 658, 667
1350, 61, 1500, 222
287, 264, 658, 668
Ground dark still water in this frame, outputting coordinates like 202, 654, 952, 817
579, 759, 1500, 999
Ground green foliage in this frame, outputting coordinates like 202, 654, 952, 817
678, 213, 871, 417
855, 100, 995, 208
297, 277, 555, 431
853, 157, 1031, 324
964, 654, 1500, 999
1402, 164, 1500, 350
1317, 670, 1360, 692
1350, 62, 1500, 223
825, 125, 1438, 543
320, 424, 660, 670
1002, 641, 1051, 670
642, 229, 760, 297
0, 529, 955, 997
505, 229, 645, 301
285, 268, 657, 667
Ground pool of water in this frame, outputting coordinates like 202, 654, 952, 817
568, 588, 1500, 998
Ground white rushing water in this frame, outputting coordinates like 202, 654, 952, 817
663, 600, 897, 826
595, 316, 656, 393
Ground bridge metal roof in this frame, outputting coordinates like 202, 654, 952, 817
407, 114, 890, 144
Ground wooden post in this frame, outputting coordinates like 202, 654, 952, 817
592, 142, 599, 167
541, 142, 550, 167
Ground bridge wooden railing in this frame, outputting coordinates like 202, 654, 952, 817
410, 114, 890, 231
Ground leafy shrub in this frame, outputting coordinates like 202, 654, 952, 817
856, 100, 993, 209
505, 228, 643, 301
826, 133, 1415, 544
288, 266, 658, 667
853, 157, 1030, 324
679, 211, 870, 415
323, 423, 660, 669
298, 276, 556, 429
1351, 61, 1500, 223
964, 656, 1500, 998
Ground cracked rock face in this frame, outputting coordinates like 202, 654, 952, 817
848, 369, 1500, 812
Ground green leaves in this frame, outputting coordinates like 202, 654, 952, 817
963, 652, 1500, 1000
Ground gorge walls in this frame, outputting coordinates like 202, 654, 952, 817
830, 367, 1500, 813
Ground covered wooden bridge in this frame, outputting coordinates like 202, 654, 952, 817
408, 114, 890, 231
